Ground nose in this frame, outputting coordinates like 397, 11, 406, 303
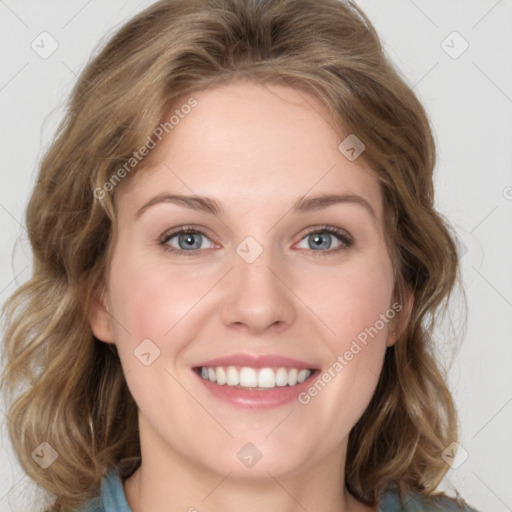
220, 249, 296, 335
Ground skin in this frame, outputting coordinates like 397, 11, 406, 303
89, 80, 410, 512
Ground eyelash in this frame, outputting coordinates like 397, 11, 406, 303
158, 224, 353, 257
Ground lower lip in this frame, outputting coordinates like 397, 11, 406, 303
193, 369, 318, 409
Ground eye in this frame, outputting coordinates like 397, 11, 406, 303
158, 225, 353, 256
160, 227, 216, 254
295, 226, 353, 254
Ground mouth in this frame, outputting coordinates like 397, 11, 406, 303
191, 353, 320, 408
193, 365, 317, 390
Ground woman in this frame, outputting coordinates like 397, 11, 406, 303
1, 0, 479, 510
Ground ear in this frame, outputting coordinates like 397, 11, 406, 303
386, 289, 413, 347
88, 287, 116, 344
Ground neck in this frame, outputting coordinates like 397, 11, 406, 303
124, 435, 373, 512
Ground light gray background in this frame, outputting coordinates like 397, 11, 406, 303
1, 1, 511, 511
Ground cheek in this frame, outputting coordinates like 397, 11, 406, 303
108, 250, 209, 342
105, 243, 224, 396
296, 252, 395, 435
310, 252, 395, 348
106, 250, 198, 410
108, 265, 164, 341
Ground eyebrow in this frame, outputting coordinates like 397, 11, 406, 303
135, 192, 376, 220
293, 193, 376, 219
135, 193, 222, 219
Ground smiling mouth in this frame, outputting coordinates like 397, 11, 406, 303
194, 365, 317, 389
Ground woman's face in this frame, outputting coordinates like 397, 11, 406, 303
90, 80, 399, 481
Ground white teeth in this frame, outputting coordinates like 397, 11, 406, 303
297, 369, 309, 383
258, 368, 276, 388
275, 368, 289, 387
216, 367, 227, 385
239, 367, 257, 387
226, 366, 239, 386
199, 365, 312, 388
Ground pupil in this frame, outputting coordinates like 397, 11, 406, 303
180, 233, 201, 249
310, 233, 331, 250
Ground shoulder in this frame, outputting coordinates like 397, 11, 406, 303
75, 470, 132, 512
379, 488, 480, 512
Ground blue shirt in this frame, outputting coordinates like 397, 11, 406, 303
76, 470, 480, 511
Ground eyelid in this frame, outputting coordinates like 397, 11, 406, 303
293, 225, 353, 252
158, 224, 353, 255
159, 225, 218, 255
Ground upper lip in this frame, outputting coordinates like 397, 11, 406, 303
194, 353, 318, 370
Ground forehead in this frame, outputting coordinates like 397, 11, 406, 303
116, 80, 383, 221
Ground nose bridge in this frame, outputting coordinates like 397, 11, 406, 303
220, 238, 296, 333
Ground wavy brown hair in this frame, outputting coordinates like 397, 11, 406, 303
1, 0, 468, 510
